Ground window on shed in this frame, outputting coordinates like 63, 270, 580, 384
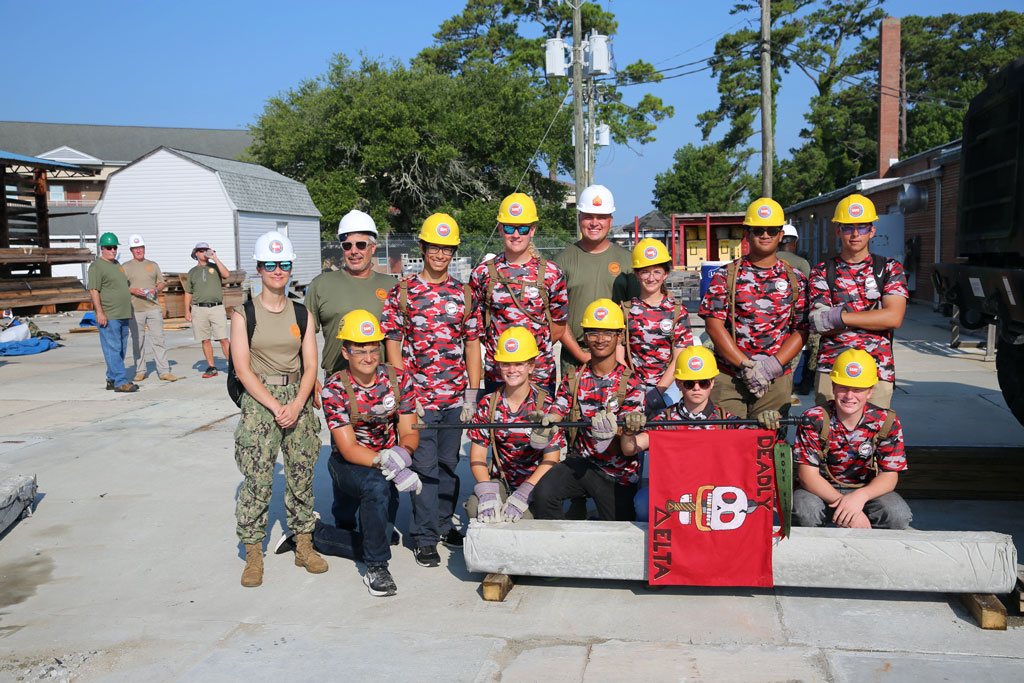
276, 221, 289, 236
50, 184, 65, 201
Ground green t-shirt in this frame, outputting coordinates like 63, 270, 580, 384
553, 242, 635, 350
185, 264, 224, 304
87, 258, 132, 320
778, 250, 811, 278
304, 268, 395, 374
122, 258, 164, 312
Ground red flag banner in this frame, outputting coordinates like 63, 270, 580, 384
647, 429, 776, 587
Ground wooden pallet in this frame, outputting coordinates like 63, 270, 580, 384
900, 446, 1024, 500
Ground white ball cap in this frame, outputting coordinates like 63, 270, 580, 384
253, 230, 296, 261
577, 184, 615, 214
128, 234, 145, 247
782, 223, 799, 239
337, 209, 378, 239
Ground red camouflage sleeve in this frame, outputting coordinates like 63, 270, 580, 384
380, 282, 404, 340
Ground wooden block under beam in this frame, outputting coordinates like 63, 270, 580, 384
1012, 572, 1024, 615
482, 573, 514, 602
960, 593, 1007, 630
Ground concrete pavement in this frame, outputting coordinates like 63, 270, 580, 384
0, 303, 1022, 681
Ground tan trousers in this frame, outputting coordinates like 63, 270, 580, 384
814, 372, 894, 409
710, 371, 794, 419
130, 308, 170, 375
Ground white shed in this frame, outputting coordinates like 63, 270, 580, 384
93, 147, 322, 286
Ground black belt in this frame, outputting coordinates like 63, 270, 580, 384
193, 302, 221, 308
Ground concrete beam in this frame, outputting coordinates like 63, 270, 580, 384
0, 473, 37, 536
464, 520, 1018, 594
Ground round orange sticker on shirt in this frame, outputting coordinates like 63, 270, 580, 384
608, 262, 621, 275
375, 288, 387, 301
146, 265, 152, 271
208, 268, 215, 274
289, 324, 301, 338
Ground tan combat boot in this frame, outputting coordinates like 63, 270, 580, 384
241, 543, 263, 587
294, 533, 328, 574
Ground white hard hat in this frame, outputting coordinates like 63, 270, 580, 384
253, 230, 296, 261
128, 234, 145, 247
337, 209, 379, 239
782, 223, 799, 240
577, 184, 615, 214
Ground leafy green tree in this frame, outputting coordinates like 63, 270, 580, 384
653, 143, 747, 213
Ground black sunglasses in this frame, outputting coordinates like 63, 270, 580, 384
101, 245, 118, 250
260, 261, 293, 272
682, 379, 712, 390
342, 241, 370, 251
501, 224, 532, 235
747, 227, 782, 237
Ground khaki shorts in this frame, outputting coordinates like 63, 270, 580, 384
814, 372, 894, 409
192, 304, 228, 341
710, 371, 794, 419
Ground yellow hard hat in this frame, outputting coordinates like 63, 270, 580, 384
497, 193, 539, 225
743, 197, 785, 227
833, 194, 878, 224
581, 298, 625, 330
418, 213, 460, 246
674, 346, 718, 381
493, 326, 540, 362
337, 309, 385, 343
632, 238, 672, 269
829, 349, 878, 388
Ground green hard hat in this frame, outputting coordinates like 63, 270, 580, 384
98, 232, 119, 247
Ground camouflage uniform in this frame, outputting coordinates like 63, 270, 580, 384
623, 296, 693, 389
234, 384, 322, 544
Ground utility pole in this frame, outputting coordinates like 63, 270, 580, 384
760, 0, 773, 198
572, 0, 585, 207
586, 80, 597, 185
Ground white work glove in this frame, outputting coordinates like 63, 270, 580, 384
474, 481, 502, 523
373, 446, 412, 480
501, 483, 534, 523
527, 410, 560, 449
591, 409, 618, 453
460, 388, 480, 423
392, 467, 422, 495
809, 303, 846, 334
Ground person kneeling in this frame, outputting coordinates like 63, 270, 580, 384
280, 310, 421, 597
532, 299, 645, 521
791, 349, 911, 529
465, 327, 564, 523
622, 346, 743, 521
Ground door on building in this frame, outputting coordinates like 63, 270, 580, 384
871, 212, 905, 263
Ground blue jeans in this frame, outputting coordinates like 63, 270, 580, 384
98, 318, 130, 386
409, 406, 462, 547
327, 455, 398, 566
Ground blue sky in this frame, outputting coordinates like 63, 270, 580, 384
2, 0, 1017, 220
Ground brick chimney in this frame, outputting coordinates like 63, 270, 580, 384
878, 16, 901, 178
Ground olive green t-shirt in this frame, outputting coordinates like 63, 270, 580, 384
778, 250, 811, 278
122, 258, 164, 313
553, 242, 635, 356
304, 268, 395, 374
87, 258, 132, 320
238, 296, 302, 377
185, 264, 224, 304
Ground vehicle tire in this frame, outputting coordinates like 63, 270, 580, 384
996, 336, 1024, 427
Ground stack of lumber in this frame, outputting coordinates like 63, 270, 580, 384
0, 276, 89, 310
0, 247, 93, 265
159, 270, 246, 318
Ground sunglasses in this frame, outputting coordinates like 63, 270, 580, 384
260, 261, 293, 272
839, 225, 873, 235
682, 379, 712, 390
101, 245, 117, 250
747, 227, 782, 237
342, 241, 370, 251
424, 244, 456, 256
501, 224, 532, 235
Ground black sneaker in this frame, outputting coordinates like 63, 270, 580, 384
391, 529, 400, 546
413, 544, 440, 567
440, 529, 464, 550
274, 533, 296, 554
363, 565, 397, 597
202, 366, 218, 378
106, 380, 115, 390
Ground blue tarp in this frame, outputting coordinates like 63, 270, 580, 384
0, 338, 61, 356
79, 312, 97, 327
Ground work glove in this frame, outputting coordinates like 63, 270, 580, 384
757, 409, 782, 431
623, 411, 646, 434
502, 482, 534, 523
742, 354, 783, 398
459, 388, 480, 423
392, 467, 423, 495
591, 409, 618, 453
474, 481, 502, 523
809, 303, 847, 334
373, 446, 412, 480
414, 399, 426, 426
527, 410, 560, 449
740, 359, 768, 398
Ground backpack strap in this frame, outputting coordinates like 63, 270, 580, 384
485, 259, 498, 328
873, 409, 896, 449
566, 366, 584, 445
244, 299, 257, 346
291, 300, 308, 374
535, 257, 553, 327
620, 302, 633, 368
384, 362, 401, 417
725, 260, 739, 344
485, 390, 509, 485
777, 258, 800, 331
337, 370, 365, 425
717, 405, 727, 429
462, 283, 473, 324
399, 279, 409, 317
611, 365, 633, 412
485, 256, 551, 327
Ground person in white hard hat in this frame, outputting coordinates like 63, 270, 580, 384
184, 241, 231, 378
231, 230, 326, 587
303, 209, 396, 533
776, 224, 814, 395
554, 184, 639, 374
777, 224, 810, 277
122, 234, 178, 383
